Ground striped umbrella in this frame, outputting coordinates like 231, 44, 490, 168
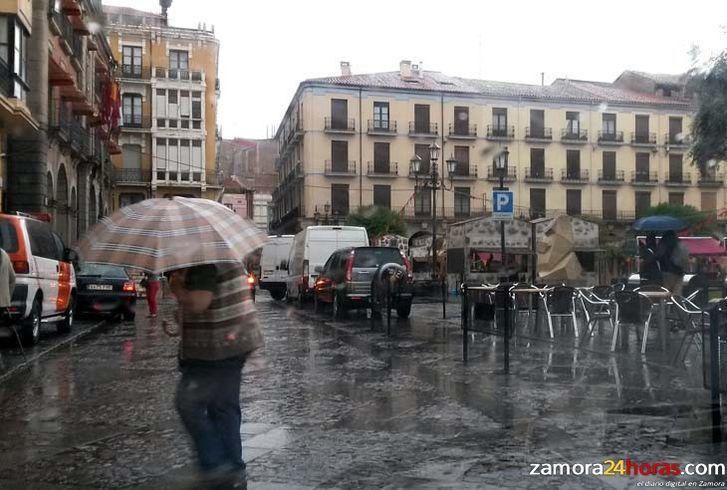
77, 197, 268, 273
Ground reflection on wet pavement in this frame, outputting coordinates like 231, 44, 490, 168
0, 296, 724, 488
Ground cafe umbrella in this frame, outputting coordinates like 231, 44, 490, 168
77, 197, 267, 273
632, 215, 688, 233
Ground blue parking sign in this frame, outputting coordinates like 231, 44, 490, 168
492, 190, 514, 220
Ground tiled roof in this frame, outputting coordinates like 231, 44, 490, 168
304, 70, 691, 107
622, 70, 688, 86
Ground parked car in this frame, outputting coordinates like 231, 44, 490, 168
0, 213, 76, 345
76, 263, 137, 321
286, 226, 369, 302
258, 235, 294, 300
313, 246, 413, 319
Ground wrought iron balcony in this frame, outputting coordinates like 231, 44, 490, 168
449, 165, 478, 179
561, 169, 589, 183
324, 160, 357, 176
561, 128, 588, 143
367, 120, 397, 135
448, 123, 477, 139
524, 168, 554, 182
486, 167, 517, 182
630, 171, 658, 185
525, 127, 553, 141
122, 114, 152, 129
120, 65, 151, 79
113, 168, 150, 183
665, 133, 692, 146
697, 173, 724, 187
324, 117, 355, 133
408, 122, 438, 137
486, 125, 514, 140
367, 162, 398, 177
154, 67, 204, 82
630, 132, 657, 146
665, 172, 691, 186
597, 131, 624, 144
597, 169, 625, 184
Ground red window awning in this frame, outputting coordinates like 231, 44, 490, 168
682, 238, 727, 256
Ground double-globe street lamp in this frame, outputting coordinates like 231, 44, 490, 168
409, 142, 458, 284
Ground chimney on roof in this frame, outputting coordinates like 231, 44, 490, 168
340, 61, 351, 77
400, 60, 412, 79
411, 62, 423, 78
159, 0, 172, 26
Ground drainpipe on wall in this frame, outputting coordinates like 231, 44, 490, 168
359, 87, 363, 209
440, 92, 445, 219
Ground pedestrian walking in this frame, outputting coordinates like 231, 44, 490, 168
658, 230, 688, 295
0, 247, 16, 318
142, 272, 161, 318
166, 262, 263, 486
640, 232, 662, 286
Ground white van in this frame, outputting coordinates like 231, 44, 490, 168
286, 226, 369, 301
258, 235, 294, 300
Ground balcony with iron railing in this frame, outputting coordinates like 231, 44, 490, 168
122, 113, 152, 129
560, 128, 588, 143
597, 169, 625, 184
697, 173, 724, 187
665, 132, 693, 146
154, 67, 204, 82
154, 170, 219, 185
408, 121, 438, 137
401, 203, 487, 220
367, 119, 397, 135
120, 65, 152, 80
486, 167, 517, 182
449, 165, 478, 180
665, 172, 692, 186
49, 6, 74, 55
630, 132, 657, 146
367, 162, 398, 177
597, 130, 624, 144
525, 127, 553, 141
448, 123, 477, 139
486, 125, 514, 140
324, 160, 357, 176
113, 168, 151, 184
324, 117, 355, 133
524, 167, 554, 182
630, 171, 658, 185
560, 169, 589, 183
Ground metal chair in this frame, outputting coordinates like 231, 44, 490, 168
591, 285, 613, 302
612, 291, 655, 353
542, 286, 579, 339
510, 283, 535, 326
670, 295, 708, 365
578, 289, 615, 346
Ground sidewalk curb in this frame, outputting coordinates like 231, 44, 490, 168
0, 319, 107, 384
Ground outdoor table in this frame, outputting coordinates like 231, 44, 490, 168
638, 290, 672, 352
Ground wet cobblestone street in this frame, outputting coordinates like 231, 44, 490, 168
0, 295, 724, 489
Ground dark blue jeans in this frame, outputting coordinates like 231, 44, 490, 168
175, 360, 244, 471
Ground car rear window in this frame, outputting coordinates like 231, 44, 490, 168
353, 248, 403, 268
0, 219, 19, 254
80, 263, 128, 278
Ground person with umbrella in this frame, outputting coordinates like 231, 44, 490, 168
640, 232, 662, 286
78, 197, 267, 486
657, 230, 689, 295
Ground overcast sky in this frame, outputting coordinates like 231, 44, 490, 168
106, 0, 726, 140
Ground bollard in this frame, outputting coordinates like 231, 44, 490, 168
386, 278, 392, 337
442, 278, 447, 319
462, 283, 469, 363
709, 303, 723, 443
498, 282, 510, 374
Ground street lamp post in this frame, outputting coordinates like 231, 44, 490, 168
494, 146, 510, 373
494, 147, 510, 279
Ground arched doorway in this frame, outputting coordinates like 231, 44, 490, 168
89, 185, 97, 228
46, 171, 55, 229
56, 166, 69, 243
70, 187, 77, 244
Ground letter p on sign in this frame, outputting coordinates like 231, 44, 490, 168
492, 190, 514, 220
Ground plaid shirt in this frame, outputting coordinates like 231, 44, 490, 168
180, 263, 264, 362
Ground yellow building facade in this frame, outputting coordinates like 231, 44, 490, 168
104, 6, 220, 209
273, 62, 711, 234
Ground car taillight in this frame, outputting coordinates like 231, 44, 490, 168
345, 254, 353, 282
12, 260, 29, 274
247, 275, 255, 286
122, 281, 136, 292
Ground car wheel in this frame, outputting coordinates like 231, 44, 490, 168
57, 297, 74, 334
313, 294, 321, 313
396, 301, 412, 319
21, 299, 42, 346
123, 309, 136, 322
370, 285, 382, 318
332, 292, 345, 320
270, 290, 285, 301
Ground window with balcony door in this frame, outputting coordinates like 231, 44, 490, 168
602, 151, 616, 180
122, 145, 142, 183
566, 112, 580, 135
566, 189, 581, 216
155, 138, 167, 174
155, 89, 166, 126
635, 115, 650, 142
669, 117, 683, 144
566, 150, 580, 179
602, 190, 617, 220
192, 91, 202, 128
373, 102, 389, 130
414, 144, 430, 174
602, 113, 616, 135
529, 109, 545, 138
635, 153, 650, 181
669, 192, 684, 205
169, 49, 189, 71
373, 185, 391, 209
669, 154, 683, 182
453, 146, 469, 176
454, 187, 470, 217
530, 188, 546, 218
414, 104, 430, 133
492, 108, 507, 135
0, 16, 29, 101
122, 45, 142, 77
635, 191, 651, 218
373, 143, 390, 173
122, 94, 142, 127
701, 192, 717, 213
530, 148, 545, 177
331, 99, 348, 129
331, 184, 349, 215
454, 106, 469, 134
331, 140, 348, 172
414, 188, 431, 216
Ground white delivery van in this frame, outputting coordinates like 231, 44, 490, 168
286, 226, 369, 301
258, 235, 294, 300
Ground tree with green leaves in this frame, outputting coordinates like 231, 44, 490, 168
346, 206, 406, 238
689, 50, 727, 175
642, 202, 717, 236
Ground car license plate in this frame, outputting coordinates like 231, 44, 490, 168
87, 284, 113, 291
